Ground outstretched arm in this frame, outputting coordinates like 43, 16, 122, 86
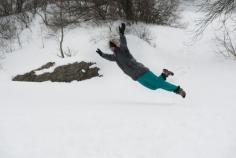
96, 49, 116, 61
119, 23, 127, 48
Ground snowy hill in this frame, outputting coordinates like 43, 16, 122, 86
0, 8, 236, 158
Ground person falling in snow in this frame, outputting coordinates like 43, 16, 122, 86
96, 23, 186, 98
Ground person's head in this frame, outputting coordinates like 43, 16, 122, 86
109, 40, 118, 52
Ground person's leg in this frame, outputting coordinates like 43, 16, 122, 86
137, 71, 178, 92
153, 72, 178, 92
158, 78, 178, 92
137, 72, 157, 90
159, 73, 167, 80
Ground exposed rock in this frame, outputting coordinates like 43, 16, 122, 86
34, 62, 55, 71
13, 61, 101, 82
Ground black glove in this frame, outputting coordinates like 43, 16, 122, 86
119, 23, 126, 35
96, 49, 103, 56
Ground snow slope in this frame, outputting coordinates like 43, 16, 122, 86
0, 9, 236, 158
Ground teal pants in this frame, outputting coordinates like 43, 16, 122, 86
137, 71, 178, 92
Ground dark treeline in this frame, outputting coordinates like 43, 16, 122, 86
0, 0, 180, 56
0, 0, 180, 25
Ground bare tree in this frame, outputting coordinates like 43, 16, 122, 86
196, 0, 236, 59
0, 0, 13, 16
0, 16, 18, 53
0, 0, 181, 57
86, 0, 180, 25
43, 0, 69, 58
131, 0, 180, 25
40, 0, 90, 58
196, 0, 236, 35
119, 0, 134, 21
215, 20, 236, 59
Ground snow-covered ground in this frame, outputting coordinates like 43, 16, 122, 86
0, 7, 236, 158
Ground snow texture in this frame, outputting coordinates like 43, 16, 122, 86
0, 6, 236, 158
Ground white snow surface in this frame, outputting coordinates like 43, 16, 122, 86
0, 9, 236, 158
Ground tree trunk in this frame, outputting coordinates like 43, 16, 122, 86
59, 25, 65, 58
120, 0, 134, 22
16, 0, 23, 13
59, 0, 65, 58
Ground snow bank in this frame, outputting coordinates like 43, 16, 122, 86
0, 6, 236, 158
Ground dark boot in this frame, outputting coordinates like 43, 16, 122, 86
163, 69, 174, 76
161, 69, 174, 80
174, 86, 186, 98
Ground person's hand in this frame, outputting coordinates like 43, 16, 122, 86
96, 49, 102, 56
119, 23, 126, 35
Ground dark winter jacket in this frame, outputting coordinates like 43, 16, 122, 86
99, 34, 149, 80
